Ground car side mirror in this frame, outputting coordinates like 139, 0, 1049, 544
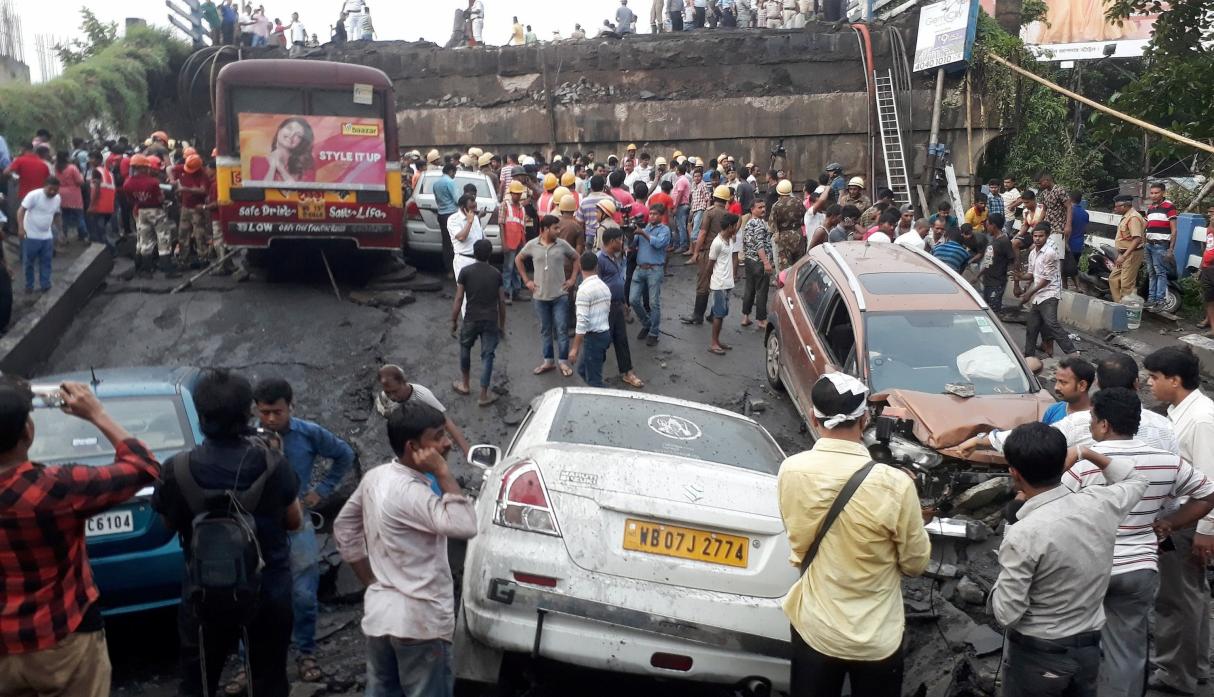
467, 444, 501, 471
1025, 356, 1044, 375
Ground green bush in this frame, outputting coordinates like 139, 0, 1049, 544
0, 26, 190, 146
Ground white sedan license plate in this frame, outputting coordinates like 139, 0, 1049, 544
85, 511, 134, 538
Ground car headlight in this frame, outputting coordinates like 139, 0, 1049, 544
886, 435, 944, 470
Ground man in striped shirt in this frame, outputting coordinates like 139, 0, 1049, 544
1063, 387, 1214, 697
1144, 182, 1179, 308
575, 175, 609, 248
568, 252, 613, 387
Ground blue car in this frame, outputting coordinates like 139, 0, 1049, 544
28, 367, 203, 616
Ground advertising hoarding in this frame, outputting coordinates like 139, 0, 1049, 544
913, 0, 982, 72
978, 0, 1162, 60
238, 113, 387, 191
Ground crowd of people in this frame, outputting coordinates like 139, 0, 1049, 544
193, 0, 845, 54
399, 142, 1214, 391
0, 127, 238, 300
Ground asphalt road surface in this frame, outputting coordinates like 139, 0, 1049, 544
40, 250, 1179, 697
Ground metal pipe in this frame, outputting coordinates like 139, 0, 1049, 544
928, 67, 945, 147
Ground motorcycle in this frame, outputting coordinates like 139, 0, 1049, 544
1077, 236, 1182, 314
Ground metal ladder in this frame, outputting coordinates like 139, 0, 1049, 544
874, 69, 912, 208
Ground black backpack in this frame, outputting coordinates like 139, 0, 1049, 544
172, 444, 281, 626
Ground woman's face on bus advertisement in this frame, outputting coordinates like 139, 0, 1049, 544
276, 121, 306, 151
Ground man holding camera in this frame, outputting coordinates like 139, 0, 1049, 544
0, 380, 160, 697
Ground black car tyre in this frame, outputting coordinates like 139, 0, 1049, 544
765, 329, 785, 391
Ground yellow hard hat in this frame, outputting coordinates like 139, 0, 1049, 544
713, 185, 733, 200
459, 154, 471, 167
626, 143, 638, 151
478, 153, 493, 167
596, 198, 617, 216
849, 176, 865, 188
426, 149, 440, 163
559, 195, 578, 212
543, 173, 558, 191
672, 150, 684, 159
552, 186, 571, 205
508, 180, 526, 195
468, 147, 484, 158
777, 179, 793, 195
560, 171, 576, 187
654, 156, 667, 166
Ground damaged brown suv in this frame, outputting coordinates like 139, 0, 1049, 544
765, 241, 1053, 497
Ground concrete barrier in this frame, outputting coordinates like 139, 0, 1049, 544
0, 244, 113, 377
1056, 290, 1129, 334
1179, 333, 1214, 379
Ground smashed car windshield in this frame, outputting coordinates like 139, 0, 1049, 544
548, 394, 784, 474
865, 311, 1032, 396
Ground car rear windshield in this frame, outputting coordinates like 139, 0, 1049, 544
866, 311, 1032, 396
28, 397, 190, 463
548, 394, 784, 474
418, 174, 494, 198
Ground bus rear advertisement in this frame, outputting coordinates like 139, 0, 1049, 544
214, 60, 403, 251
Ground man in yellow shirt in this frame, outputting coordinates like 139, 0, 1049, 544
1109, 194, 1145, 303
777, 373, 930, 696
965, 193, 989, 229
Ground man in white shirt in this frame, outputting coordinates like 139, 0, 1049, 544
568, 252, 612, 387
708, 213, 739, 355
1063, 387, 1214, 697
991, 422, 1147, 697
1144, 346, 1214, 695
287, 12, 307, 56
895, 219, 928, 251
1001, 175, 1022, 235
334, 402, 477, 697
18, 177, 61, 292
1018, 222, 1077, 357
447, 193, 484, 281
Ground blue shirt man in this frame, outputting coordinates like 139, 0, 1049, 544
635, 220, 671, 266
1069, 198, 1089, 255
597, 246, 626, 303
433, 168, 459, 216
252, 378, 354, 662
0, 135, 11, 171
932, 236, 971, 273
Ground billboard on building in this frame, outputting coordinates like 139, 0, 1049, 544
913, 0, 982, 72
979, 0, 1163, 60
238, 113, 387, 190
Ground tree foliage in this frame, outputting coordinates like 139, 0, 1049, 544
53, 9, 119, 68
1095, 0, 1214, 161
0, 25, 190, 146
971, 11, 1100, 193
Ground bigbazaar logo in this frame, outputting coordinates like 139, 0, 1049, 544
341, 122, 380, 137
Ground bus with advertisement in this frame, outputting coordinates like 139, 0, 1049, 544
213, 59, 403, 252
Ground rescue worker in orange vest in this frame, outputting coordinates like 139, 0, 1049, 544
121, 154, 177, 277
86, 151, 116, 250
175, 154, 211, 268
500, 180, 528, 304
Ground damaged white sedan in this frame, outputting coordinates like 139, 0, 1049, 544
455, 387, 796, 695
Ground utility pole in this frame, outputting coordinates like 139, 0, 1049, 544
166, 0, 207, 49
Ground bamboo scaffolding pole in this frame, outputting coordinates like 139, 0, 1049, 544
984, 53, 1214, 156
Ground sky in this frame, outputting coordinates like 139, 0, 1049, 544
12, 0, 657, 81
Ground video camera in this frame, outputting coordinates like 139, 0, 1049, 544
771, 139, 787, 158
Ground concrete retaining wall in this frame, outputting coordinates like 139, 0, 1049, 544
297, 21, 1000, 190
0, 245, 113, 377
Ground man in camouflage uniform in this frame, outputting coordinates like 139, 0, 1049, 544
838, 176, 871, 211
770, 179, 807, 270
121, 154, 178, 278
175, 154, 211, 267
